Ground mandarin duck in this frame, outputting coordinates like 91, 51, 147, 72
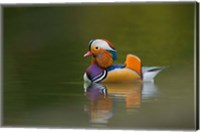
83, 39, 164, 83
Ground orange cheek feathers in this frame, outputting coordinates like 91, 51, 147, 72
95, 50, 113, 68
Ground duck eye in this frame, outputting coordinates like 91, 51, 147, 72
95, 46, 99, 49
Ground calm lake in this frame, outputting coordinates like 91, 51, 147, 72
3, 3, 196, 130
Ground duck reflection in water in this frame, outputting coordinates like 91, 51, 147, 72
84, 82, 159, 125
84, 83, 112, 124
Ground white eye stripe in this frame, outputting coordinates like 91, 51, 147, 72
92, 39, 115, 51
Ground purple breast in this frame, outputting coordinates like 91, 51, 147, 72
86, 63, 104, 81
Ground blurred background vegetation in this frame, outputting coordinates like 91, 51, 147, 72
4, 3, 194, 82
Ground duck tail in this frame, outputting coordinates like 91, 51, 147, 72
142, 66, 165, 82
124, 54, 142, 75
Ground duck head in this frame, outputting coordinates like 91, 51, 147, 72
84, 39, 117, 68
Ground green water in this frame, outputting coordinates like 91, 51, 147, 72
3, 3, 196, 130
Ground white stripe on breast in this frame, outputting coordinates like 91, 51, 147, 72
93, 70, 107, 83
